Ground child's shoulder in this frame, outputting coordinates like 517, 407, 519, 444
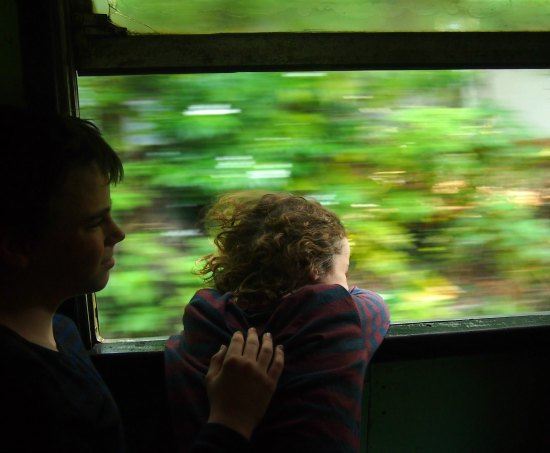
53, 313, 79, 336
186, 284, 363, 327
349, 286, 391, 330
189, 288, 229, 306
185, 288, 236, 321
350, 286, 385, 303
274, 283, 358, 325
292, 282, 351, 299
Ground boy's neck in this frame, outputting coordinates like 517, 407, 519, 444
0, 292, 59, 351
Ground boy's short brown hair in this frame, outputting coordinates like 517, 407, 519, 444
0, 106, 123, 242
199, 192, 346, 309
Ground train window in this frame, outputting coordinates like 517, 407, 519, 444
91, 0, 550, 33
77, 69, 550, 339
67, 1, 550, 343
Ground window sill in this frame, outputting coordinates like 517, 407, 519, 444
385, 311, 550, 336
90, 312, 550, 356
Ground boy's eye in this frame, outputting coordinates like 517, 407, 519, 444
89, 217, 104, 227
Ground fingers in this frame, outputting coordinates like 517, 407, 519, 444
224, 330, 245, 362
242, 328, 260, 361
257, 332, 274, 371
224, 329, 284, 382
207, 344, 227, 378
267, 345, 284, 382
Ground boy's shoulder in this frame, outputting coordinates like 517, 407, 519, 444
0, 321, 64, 401
0, 323, 37, 364
0, 314, 86, 369
52, 314, 89, 356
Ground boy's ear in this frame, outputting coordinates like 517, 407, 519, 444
0, 234, 31, 270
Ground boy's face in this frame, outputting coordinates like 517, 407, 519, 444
319, 237, 350, 290
29, 163, 125, 301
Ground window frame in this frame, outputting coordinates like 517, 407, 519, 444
91, 312, 550, 355
23, 1, 550, 350
76, 31, 550, 75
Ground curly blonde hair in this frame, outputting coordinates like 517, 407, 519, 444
198, 191, 346, 309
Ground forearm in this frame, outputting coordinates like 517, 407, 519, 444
190, 423, 252, 453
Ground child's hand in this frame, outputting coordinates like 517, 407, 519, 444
205, 328, 284, 440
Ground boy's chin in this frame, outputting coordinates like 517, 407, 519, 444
85, 273, 111, 294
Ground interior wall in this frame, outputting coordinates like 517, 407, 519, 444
0, 0, 24, 107
90, 339, 549, 453
366, 351, 548, 452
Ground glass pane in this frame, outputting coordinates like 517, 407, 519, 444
78, 70, 550, 338
92, 0, 550, 33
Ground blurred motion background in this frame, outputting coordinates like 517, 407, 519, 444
92, 0, 550, 32
78, 70, 550, 338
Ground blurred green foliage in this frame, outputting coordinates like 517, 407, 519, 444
93, 0, 550, 33
78, 70, 550, 338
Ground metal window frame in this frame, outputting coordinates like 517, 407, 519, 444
76, 31, 550, 75
92, 313, 550, 355
21, 1, 550, 349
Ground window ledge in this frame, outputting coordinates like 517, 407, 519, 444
90, 312, 550, 355
386, 311, 550, 337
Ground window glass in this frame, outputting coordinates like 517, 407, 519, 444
92, 0, 550, 33
78, 70, 550, 338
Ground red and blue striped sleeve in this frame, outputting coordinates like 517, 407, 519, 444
349, 286, 391, 360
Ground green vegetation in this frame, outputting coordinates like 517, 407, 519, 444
93, 0, 550, 33
78, 70, 550, 338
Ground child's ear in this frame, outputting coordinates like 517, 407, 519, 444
0, 234, 31, 270
310, 269, 320, 281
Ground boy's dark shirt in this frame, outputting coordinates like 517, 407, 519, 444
0, 314, 252, 453
0, 314, 125, 452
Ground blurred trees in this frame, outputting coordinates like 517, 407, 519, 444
78, 70, 549, 338
94, 0, 550, 33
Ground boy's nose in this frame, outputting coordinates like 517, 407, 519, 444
109, 220, 126, 244
114, 225, 125, 243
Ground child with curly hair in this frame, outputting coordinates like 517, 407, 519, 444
165, 192, 390, 453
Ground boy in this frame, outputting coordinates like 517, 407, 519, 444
0, 107, 283, 452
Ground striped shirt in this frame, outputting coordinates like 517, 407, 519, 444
165, 284, 390, 453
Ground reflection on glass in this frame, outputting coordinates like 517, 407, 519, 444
78, 70, 550, 338
92, 0, 550, 33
